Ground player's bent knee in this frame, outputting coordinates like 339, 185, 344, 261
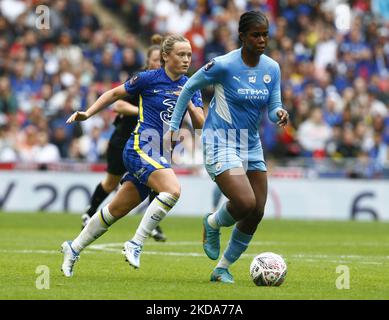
249, 207, 264, 225
104, 184, 117, 193
252, 210, 264, 225
238, 211, 263, 234
243, 202, 257, 218
102, 180, 119, 193
234, 196, 256, 218
101, 175, 120, 193
254, 201, 265, 216
160, 187, 181, 200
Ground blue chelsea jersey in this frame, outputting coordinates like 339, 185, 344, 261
124, 68, 203, 138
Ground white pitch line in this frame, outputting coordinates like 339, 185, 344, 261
1, 243, 388, 266
90, 241, 389, 247
142, 251, 203, 257
88, 243, 389, 264
0, 249, 59, 254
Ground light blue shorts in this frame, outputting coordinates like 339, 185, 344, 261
203, 145, 267, 181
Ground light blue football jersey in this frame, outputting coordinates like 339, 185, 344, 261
170, 48, 283, 162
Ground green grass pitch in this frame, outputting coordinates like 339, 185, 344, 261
0, 212, 388, 300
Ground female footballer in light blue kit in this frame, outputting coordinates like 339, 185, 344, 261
61, 35, 204, 277
170, 11, 289, 283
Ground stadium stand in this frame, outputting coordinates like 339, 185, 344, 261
0, 0, 389, 179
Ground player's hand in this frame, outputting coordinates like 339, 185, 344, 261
276, 109, 289, 127
169, 130, 179, 151
163, 130, 175, 154
66, 111, 89, 124
169, 131, 174, 152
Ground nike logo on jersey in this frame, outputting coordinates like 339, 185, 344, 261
233, 76, 241, 82
153, 89, 162, 93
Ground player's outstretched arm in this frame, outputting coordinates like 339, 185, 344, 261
66, 84, 128, 123
187, 101, 205, 130
170, 69, 215, 132
66, 111, 89, 123
113, 100, 139, 116
172, 88, 204, 130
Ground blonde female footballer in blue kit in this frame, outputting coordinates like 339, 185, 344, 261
61, 35, 204, 277
170, 11, 289, 283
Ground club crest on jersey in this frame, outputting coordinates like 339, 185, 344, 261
248, 76, 257, 83
204, 60, 215, 71
263, 74, 271, 83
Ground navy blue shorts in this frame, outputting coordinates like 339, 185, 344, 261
121, 134, 170, 201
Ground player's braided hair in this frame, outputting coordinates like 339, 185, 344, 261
238, 11, 269, 40
160, 34, 190, 66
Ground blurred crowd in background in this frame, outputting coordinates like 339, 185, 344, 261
1, 0, 389, 178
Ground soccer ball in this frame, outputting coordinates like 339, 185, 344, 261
250, 252, 287, 286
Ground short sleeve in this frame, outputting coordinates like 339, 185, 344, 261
124, 71, 149, 96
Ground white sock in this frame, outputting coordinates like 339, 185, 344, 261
216, 255, 232, 270
132, 192, 178, 245
207, 213, 219, 229
71, 205, 117, 253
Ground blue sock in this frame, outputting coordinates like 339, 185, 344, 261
212, 187, 223, 210
214, 202, 236, 227
223, 226, 253, 264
